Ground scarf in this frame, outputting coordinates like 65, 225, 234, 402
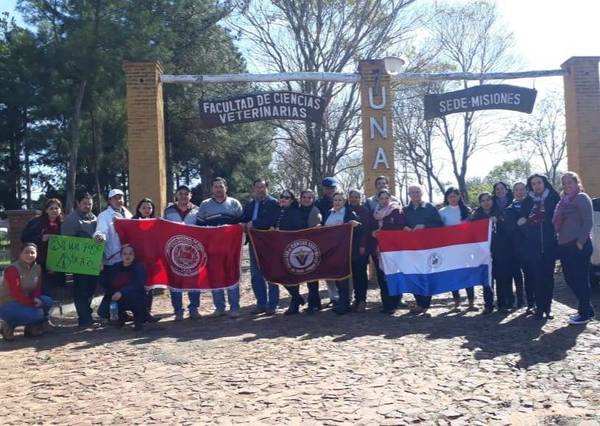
527, 189, 550, 225
373, 202, 400, 227
552, 188, 580, 228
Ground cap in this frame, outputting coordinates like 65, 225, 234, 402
321, 177, 338, 188
175, 184, 191, 192
108, 188, 124, 199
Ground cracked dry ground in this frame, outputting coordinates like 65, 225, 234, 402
1, 273, 599, 426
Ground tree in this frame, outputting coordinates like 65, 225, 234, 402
504, 91, 566, 187
429, 0, 515, 202
485, 159, 532, 186
235, 0, 418, 191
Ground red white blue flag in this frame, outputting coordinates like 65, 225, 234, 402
376, 219, 492, 296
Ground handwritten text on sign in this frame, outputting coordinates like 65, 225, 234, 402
46, 235, 105, 276
199, 91, 325, 128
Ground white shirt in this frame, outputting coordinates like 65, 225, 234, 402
325, 207, 346, 226
94, 206, 133, 265
439, 205, 463, 226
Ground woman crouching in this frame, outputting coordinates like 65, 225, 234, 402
0, 243, 53, 341
98, 245, 148, 331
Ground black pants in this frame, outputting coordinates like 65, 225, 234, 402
525, 252, 556, 314
414, 294, 431, 309
452, 287, 475, 302
352, 255, 369, 303
493, 258, 514, 309
98, 290, 146, 325
560, 240, 595, 319
514, 257, 535, 308
72, 274, 98, 325
511, 258, 525, 306
371, 254, 400, 310
284, 285, 305, 305
41, 267, 65, 297
306, 281, 321, 309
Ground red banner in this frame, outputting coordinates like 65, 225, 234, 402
114, 218, 243, 291
249, 224, 353, 285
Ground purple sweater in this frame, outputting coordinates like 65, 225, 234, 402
555, 192, 593, 245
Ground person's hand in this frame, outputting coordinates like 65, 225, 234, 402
576, 241, 584, 250
372, 230, 379, 238
349, 220, 359, 227
33, 297, 42, 308
517, 217, 527, 226
41, 234, 50, 242
414, 224, 425, 230
94, 234, 106, 243
403, 226, 412, 231
359, 247, 366, 256
490, 216, 498, 225
112, 291, 122, 302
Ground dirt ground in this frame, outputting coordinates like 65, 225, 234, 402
1, 271, 599, 425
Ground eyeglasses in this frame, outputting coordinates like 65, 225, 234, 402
280, 195, 291, 200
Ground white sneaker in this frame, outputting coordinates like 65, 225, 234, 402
229, 310, 241, 318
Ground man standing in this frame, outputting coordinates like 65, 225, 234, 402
315, 177, 339, 306
242, 179, 280, 315
402, 184, 444, 316
365, 176, 399, 212
197, 177, 244, 317
94, 189, 133, 320
163, 185, 201, 321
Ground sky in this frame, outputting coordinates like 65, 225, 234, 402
2, 0, 599, 189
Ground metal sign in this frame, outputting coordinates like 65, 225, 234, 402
424, 84, 537, 119
199, 91, 325, 128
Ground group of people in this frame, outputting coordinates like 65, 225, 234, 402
0, 170, 596, 341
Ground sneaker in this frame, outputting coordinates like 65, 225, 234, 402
145, 314, 161, 323
209, 310, 227, 318
0, 320, 15, 341
355, 301, 367, 313
189, 309, 201, 320
229, 310, 241, 318
481, 307, 493, 315
250, 307, 266, 315
265, 307, 277, 316
174, 311, 184, 322
569, 314, 591, 325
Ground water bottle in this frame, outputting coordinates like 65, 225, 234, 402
109, 301, 119, 322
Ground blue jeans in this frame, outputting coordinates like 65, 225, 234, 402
212, 286, 240, 312
0, 295, 53, 328
249, 245, 279, 309
170, 291, 200, 314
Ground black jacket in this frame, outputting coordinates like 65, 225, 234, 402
275, 205, 304, 231
315, 196, 333, 224
470, 207, 512, 261
327, 207, 363, 260
242, 196, 280, 230
514, 192, 560, 260
402, 202, 443, 229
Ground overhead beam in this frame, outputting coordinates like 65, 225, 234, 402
161, 69, 568, 85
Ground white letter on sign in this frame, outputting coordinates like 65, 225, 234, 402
370, 116, 387, 139
372, 147, 390, 169
368, 86, 386, 110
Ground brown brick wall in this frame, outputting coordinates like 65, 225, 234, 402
123, 61, 168, 215
7, 210, 40, 262
562, 56, 600, 197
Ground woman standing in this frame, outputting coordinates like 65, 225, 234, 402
554, 172, 595, 325
492, 182, 513, 211
371, 189, 405, 314
505, 182, 530, 310
276, 190, 306, 315
0, 243, 53, 341
298, 190, 323, 313
348, 189, 371, 312
439, 187, 476, 311
325, 192, 361, 315
131, 198, 160, 323
21, 198, 65, 296
516, 174, 560, 320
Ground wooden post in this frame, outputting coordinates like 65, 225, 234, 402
359, 60, 397, 197
123, 61, 168, 214
562, 57, 600, 197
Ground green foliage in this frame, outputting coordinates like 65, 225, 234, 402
466, 159, 532, 208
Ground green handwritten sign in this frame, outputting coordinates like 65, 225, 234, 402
46, 235, 105, 276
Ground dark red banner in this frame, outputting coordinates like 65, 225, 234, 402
114, 218, 243, 291
249, 224, 353, 285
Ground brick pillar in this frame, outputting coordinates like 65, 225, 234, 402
122, 61, 168, 214
359, 60, 397, 197
562, 56, 600, 197
6, 210, 40, 262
